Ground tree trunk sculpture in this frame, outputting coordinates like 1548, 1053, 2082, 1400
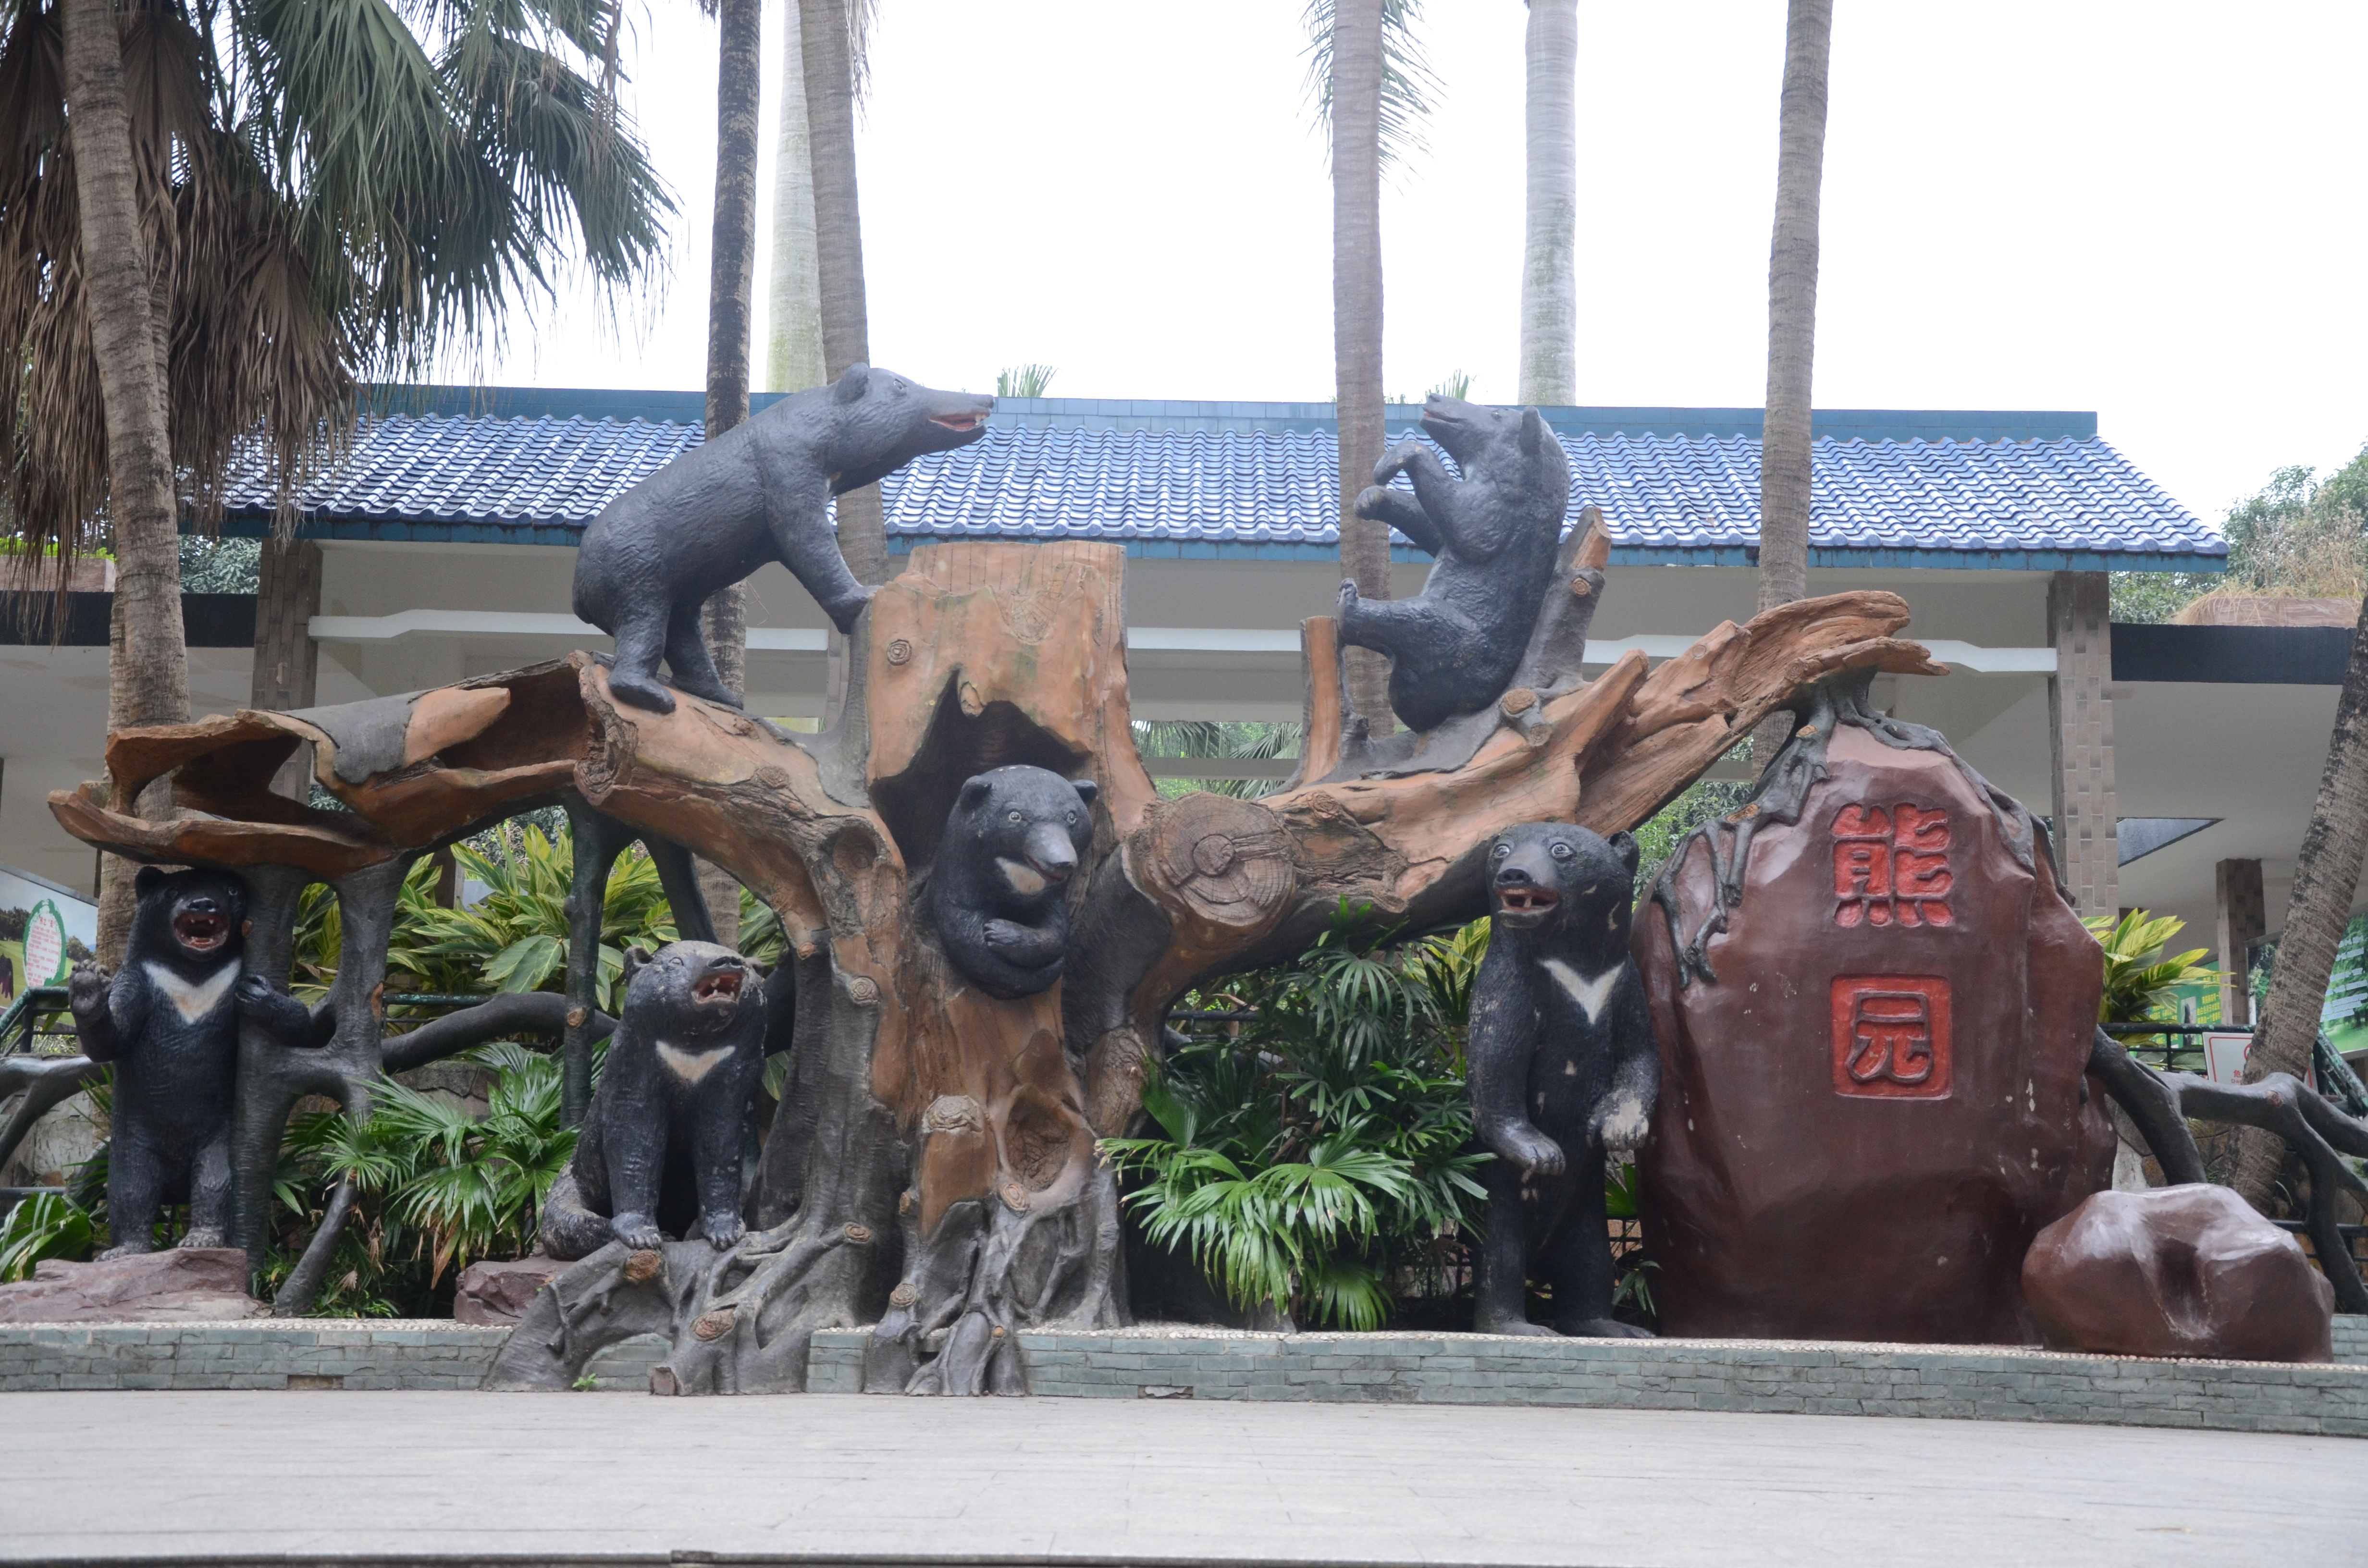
50, 533, 1936, 1388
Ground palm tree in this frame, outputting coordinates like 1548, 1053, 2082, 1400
799, 0, 886, 588
697, 0, 767, 947
1517, 0, 1577, 406
1751, 0, 1833, 760
1304, 0, 1434, 737
2229, 591, 2368, 1208
5, 0, 672, 951
764, 0, 825, 395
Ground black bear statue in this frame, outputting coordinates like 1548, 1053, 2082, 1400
66, 867, 249, 1255
1467, 821, 1659, 1337
572, 363, 994, 715
540, 943, 766, 1260
1338, 394, 1569, 733
924, 766, 1098, 1000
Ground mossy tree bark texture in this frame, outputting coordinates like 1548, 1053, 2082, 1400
51, 539, 1930, 1389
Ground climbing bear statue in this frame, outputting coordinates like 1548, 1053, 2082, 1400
66, 868, 249, 1255
924, 766, 1099, 999
1467, 821, 1660, 1337
540, 943, 766, 1260
1338, 394, 1570, 733
572, 363, 994, 715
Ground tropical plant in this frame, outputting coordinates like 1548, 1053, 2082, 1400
269, 1041, 578, 1312
1631, 778, 1755, 890
292, 823, 679, 1014
1751, 0, 1833, 760
1427, 370, 1473, 402
1518, 0, 1576, 405
2084, 909, 2218, 1025
1103, 904, 1488, 1330
0, 1189, 94, 1282
1132, 720, 1304, 801
996, 364, 1057, 399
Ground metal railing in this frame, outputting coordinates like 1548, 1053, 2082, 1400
0, 986, 73, 1057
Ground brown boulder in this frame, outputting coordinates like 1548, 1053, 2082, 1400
0, 1247, 266, 1323
1636, 723, 2118, 1343
454, 1254, 567, 1325
2023, 1185, 2334, 1362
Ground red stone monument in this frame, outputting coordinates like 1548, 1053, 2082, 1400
1635, 714, 2119, 1344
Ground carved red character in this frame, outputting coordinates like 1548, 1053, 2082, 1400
1832, 801, 1952, 927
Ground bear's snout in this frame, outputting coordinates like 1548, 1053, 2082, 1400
1022, 823, 1079, 882
1491, 862, 1563, 928
691, 958, 748, 1005
173, 898, 232, 953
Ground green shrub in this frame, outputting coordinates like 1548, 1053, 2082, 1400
0, 1190, 94, 1282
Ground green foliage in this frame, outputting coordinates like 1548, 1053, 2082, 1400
0, 1190, 94, 1282
2085, 910, 2218, 1025
1103, 904, 1489, 1329
995, 364, 1056, 398
1632, 777, 1755, 890
2112, 446, 2368, 623
294, 823, 678, 1013
1133, 720, 1304, 801
178, 537, 262, 594
1427, 370, 1473, 401
1301, 0, 1441, 172
268, 1042, 577, 1313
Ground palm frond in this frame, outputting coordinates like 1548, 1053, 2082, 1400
1299, 0, 1439, 173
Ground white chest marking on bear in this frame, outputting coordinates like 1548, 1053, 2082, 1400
998, 858, 1047, 897
146, 961, 240, 1024
657, 1041, 733, 1084
1541, 959, 1619, 1024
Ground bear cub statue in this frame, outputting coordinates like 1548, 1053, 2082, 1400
572, 363, 994, 716
924, 765, 1098, 1000
67, 867, 250, 1255
540, 942, 766, 1260
1467, 821, 1660, 1337
1338, 394, 1569, 734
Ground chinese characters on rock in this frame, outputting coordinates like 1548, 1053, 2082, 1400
1829, 801, 1954, 1099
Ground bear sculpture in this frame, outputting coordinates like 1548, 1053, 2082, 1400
572, 364, 994, 715
925, 766, 1098, 999
1338, 394, 1569, 733
540, 943, 766, 1260
66, 868, 249, 1255
1467, 822, 1659, 1337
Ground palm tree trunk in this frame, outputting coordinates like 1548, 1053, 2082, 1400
800, 0, 886, 588
2229, 591, 2368, 1209
765, 0, 826, 394
1517, 0, 1578, 407
1749, 0, 1831, 764
1332, 0, 1392, 735
696, 0, 764, 950
63, 0, 189, 961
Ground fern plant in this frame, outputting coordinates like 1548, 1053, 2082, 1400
1103, 904, 1489, 1330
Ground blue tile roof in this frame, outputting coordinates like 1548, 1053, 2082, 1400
216, 392, 2225, 571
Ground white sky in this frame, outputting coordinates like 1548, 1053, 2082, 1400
477, 0, 2368, 526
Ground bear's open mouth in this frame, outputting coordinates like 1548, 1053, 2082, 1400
1494, 886, 1559, 916
174, 911, 229, 951
693, 969, 744, 1003
930, 414, 981, 433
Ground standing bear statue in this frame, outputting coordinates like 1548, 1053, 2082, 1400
573, 364, 994, 715
540, 943, 766, 1259
1338, 394, 1569, 733
1467, 822, 1660, 1337
66, 868, 249, 1255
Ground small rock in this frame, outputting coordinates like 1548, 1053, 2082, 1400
0, 1247, 266, 1323
2023, 1185, 2334, 1362
453, 1255, 567, 1326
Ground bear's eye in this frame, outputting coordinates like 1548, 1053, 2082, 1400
1490, 843, 1510, 860
1551, 842, 1575, 859
1064, 811, 1076, 824
1007, 811, 1024, 824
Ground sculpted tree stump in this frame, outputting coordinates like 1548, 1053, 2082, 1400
51, 533, 1936, 1389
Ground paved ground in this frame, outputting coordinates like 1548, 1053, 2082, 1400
2, 1391, 2359, 1566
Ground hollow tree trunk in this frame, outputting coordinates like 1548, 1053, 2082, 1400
63, 0, 188, 961
52, 539, 1931, 1389
2229, 590, 2368, 1209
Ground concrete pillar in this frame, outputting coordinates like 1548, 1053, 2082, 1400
252, 539, 321, 799
2214, 858, 2266, 1028
2047, 572, 2119, 918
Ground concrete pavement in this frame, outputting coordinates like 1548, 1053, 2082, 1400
1, 1390, 2358, 1566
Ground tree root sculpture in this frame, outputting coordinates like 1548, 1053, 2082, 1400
51, 533, 1931, 1389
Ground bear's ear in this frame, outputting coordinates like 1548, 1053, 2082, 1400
1607, 830, 1640, 878
1070, 778, 1099, 811
958, 776, 995, 812
135, 866, 166, 899
623, 945, 654, 981
1519, 407, 1547, 455
833, 363, 872, 404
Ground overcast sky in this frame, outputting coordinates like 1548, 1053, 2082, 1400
476, 1, 2368, 525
